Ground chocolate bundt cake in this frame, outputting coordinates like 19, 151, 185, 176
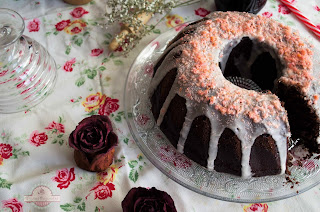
149, 12, 320, 178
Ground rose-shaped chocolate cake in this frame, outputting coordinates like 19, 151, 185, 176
69, 115, 118, 172
122, 187, 177, 212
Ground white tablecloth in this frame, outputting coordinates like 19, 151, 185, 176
1, 0, 320, 211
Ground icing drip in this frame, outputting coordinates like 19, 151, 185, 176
206, 109, 224, 171
156, 79, 179, 126
149, 12, 299, 178
177, 100, 196, 153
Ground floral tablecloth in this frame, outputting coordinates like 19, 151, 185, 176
1, 0, 320, 211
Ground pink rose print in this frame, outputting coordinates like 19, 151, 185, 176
160, 145, 192, 169
55, 20, 71, 31
52, 167, 75, 189
90, 48, 104, 57
70, 7, 89, 18
21, 80, 40, 97
0, 143, 13, 159
303, 159, 317, 171
88, 182, 115, 200
98, 97, 119, 116
151, 41, 160, 49
45, 121, 65, 133
63, 58, 76, 72
144, 63, 153, 75
243, 203, 268, 212
262, 12, 273, 18
195, 8, 210, 17
137, 114, 150, 126
278, 4, 291, 14
315, 6, 320, 12
175, 23, 188, 32
2, 198, 23, 212
27, 18, 40, 32
16, 81, 25, 89
29, 130, 48, 147
0, 70, 8, 77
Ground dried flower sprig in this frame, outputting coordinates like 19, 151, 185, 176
105, 0, 200, 55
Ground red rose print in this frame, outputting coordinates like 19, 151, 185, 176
55, 20, 71, 31
262, 12, 273, 18
70, 7, 89, 18
29, 130, 48, 147
317, 25, 320, 30
27, 18, 40, 32
0, 143, 13, 159
2, 198, 23, 212
89, 182, 115, 200
45, 121, 65, 133
63, 58, 76, 72
98, 97, 119, 115
71, 27, 82, 34
90, 48, 104, 57
195, 8, 210, 17
0, 70, 8, 77
64, 20, 86, 35
315, 6, 320, 12
278, 4, 291, 14
52, 167, 75, 189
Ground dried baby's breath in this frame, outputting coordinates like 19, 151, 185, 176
106, 0, 200, 55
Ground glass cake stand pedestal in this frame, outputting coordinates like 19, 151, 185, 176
0, 8, 57, 113
124, 23, 320, 203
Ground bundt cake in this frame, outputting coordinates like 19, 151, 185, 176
149, 11, 320, 178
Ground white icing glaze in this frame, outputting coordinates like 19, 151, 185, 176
148, 12, 316, 178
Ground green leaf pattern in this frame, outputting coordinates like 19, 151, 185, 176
60, 203, 76, 211
128, 154, 147, 183
0, 177, 12, 189
60, 197, 86, 211
45, 116, 66, 146
111, 111, 126, 123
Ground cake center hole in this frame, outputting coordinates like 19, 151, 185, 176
220, 37, 283, 92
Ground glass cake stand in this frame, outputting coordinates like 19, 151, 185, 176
124, 24, 320, 203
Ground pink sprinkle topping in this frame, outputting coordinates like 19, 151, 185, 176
174, 12, 312, 123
